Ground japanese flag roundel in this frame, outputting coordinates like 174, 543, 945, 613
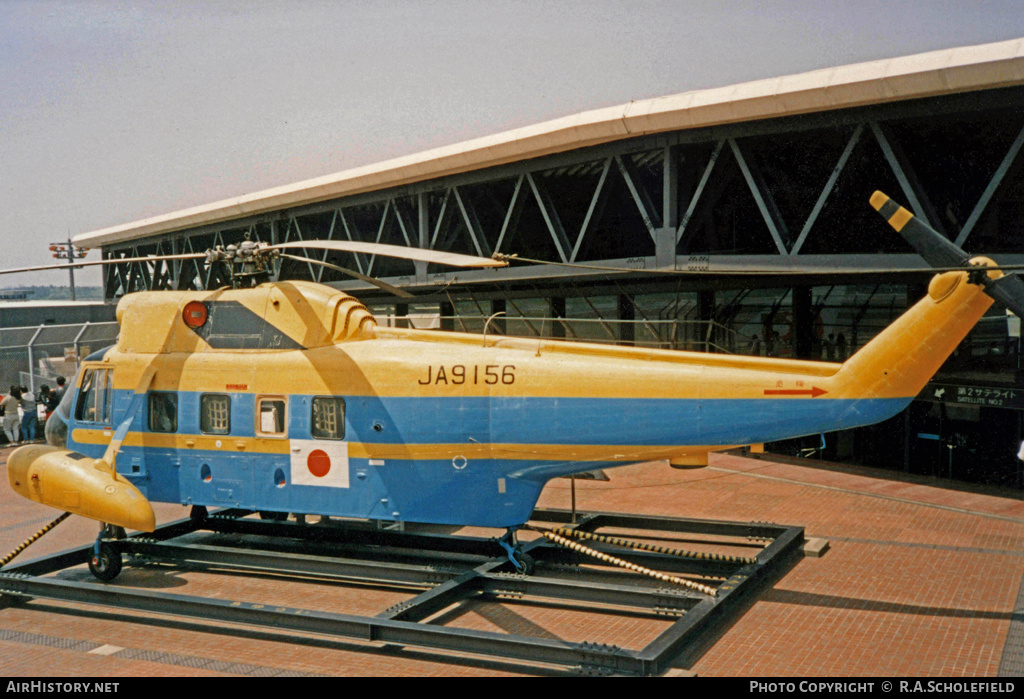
290, 440, 349, 488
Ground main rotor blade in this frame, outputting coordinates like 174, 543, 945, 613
270, 240, 506, 268
492, 253, 1024, 277
0, 253, 207, 278
278, 253, 415, 298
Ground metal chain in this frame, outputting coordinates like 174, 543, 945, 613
0, 512, 71, 569
539, 529, 718, 597
551, 526, 757, 565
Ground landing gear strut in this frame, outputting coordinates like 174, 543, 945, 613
497, 527, 535, 575
88, 524, 125, 582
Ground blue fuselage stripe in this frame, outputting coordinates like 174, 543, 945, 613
65, 389, 911, 528
79, 390, 911, 448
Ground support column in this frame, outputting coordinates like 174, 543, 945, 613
270, 220, 281, 281
415, 192, 429, 284
793, 286, 814, 360
170, 238, 181, 290
698, 290, 715, 352
440, 301, 454, 332
618, 294, 635, 346
394, 303, 409, 329
904, 408, 912, 474
491, 299, 506, 335
657, 145, 679, 269
550, 297, 566, 339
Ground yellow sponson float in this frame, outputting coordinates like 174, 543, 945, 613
7, 445, 156, 532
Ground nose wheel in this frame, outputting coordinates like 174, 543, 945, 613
88, 542, 122, 582
88, 524, 125, 582
497, 527, 535, 575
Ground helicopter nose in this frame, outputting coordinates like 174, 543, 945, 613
7, 445, 155, 532
7, 444, 52, 493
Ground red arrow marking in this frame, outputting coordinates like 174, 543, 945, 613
764, 387, 828, 397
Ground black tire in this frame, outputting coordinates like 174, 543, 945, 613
88, 543, 122, 582
259, 511, 289, 522
513, 552, 535, 576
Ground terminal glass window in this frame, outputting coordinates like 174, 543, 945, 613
311, 396, 346, 440
200, 394, 231, 435
256, 396, 287, 437
148, 392, 177, 433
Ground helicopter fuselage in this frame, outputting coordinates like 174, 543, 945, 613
29, 267, 990, 530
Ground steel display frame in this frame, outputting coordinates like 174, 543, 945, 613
0, 508, 803, 676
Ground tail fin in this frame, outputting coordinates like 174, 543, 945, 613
830, 271, 992, 399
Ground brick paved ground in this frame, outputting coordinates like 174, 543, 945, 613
1, 443, 1021, 676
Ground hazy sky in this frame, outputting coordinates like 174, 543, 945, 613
3, 0, 1024, 289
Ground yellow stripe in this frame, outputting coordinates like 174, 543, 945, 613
72, 429, 291, 455
888, 206, 913, 232
110, 343, 841, 401
72, 428, 729, 463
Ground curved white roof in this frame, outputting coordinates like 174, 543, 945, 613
75, 38, 1024, 249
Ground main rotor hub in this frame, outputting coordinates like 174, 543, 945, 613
204, 241, 278, 286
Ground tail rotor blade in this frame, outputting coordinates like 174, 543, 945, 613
869, 191, 968, 269
983, 274, 1024, 318
871, 190, 1024, 316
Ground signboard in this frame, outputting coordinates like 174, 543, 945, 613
921, 382, 1024, 410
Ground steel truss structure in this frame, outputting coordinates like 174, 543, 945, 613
0, 509, 803, 675
88, 83, 1024, 483
102, 87, 1024, 308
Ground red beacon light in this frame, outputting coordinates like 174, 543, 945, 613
182, 301, 208, 329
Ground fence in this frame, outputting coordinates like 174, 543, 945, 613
0, 321, 120, 393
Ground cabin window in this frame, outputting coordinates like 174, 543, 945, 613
148, 392, 177, 433
200, 394, 231, 435
256, 396, 287, 437
311, 397, 346, 440
74, 367, 113, 425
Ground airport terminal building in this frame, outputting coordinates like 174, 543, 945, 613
74, 39, 1024, 488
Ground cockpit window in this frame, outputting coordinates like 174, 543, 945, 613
44, 384, 74, 448
74, 367, 113, 425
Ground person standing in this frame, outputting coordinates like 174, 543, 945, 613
39, 385, 58, 421
2, 387, 22, 446
19, 386, 37, 443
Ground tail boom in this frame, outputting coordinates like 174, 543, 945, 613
830, 266, 994, 403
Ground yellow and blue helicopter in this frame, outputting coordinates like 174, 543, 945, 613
6, 191, 1024, 578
